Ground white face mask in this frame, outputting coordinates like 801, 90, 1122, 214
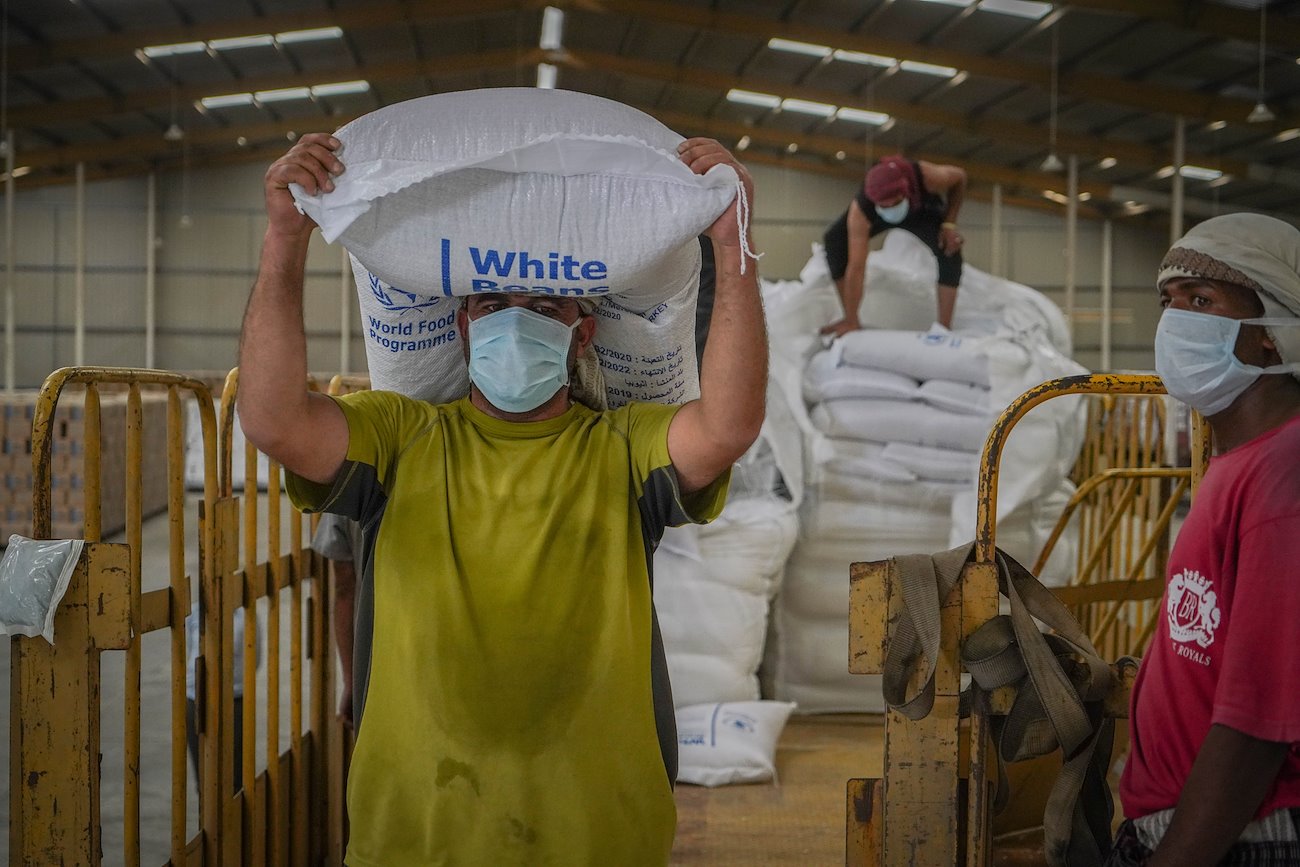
467, 306, 580, 414
876, 200, 910, 224
1154, 308, 1300, 416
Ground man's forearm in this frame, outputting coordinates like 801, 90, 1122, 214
696, 241, 767, 453
943, 185, 964, 224
238, 229, 314, 454
841, 253, 867, 326
1147, 724, 1289, 867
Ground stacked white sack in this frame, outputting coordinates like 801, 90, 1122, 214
291, 88, 741, 407
765, 230, 1086, 714
653, 372, 802, 707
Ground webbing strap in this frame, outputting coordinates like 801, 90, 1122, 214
880, 545, 968, 719
881, 544, 1118, 867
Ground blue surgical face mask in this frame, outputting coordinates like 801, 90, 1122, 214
876, 200, 910, 224
1155, 308, 1300, 416
467, 306, 580, 414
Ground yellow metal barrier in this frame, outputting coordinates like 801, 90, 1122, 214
847, 374, 1212, 866
11, 365, 348, 866
14, 366, 218, 866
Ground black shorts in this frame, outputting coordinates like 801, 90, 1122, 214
823, 209, 963, 287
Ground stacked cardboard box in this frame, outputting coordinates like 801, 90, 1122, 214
1, 389, 171, 542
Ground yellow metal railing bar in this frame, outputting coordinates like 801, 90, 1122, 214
18, 365, 218, 867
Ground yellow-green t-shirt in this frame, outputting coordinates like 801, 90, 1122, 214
287, 393, 729, 867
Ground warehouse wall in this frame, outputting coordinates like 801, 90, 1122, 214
4, 158, 1174, 388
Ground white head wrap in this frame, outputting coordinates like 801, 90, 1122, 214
1157, 213, 1300, 382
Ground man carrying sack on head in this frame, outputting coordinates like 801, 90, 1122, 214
238, 131, 766, 867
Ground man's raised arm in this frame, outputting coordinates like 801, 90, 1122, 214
238, 133, 350, 485
668, 138, 767, 495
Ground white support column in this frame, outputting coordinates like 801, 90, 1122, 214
1170, 116, 1185, 246
990, 183, 1004, 278
1065, 155, 1079, 344
339, 246, 351, 375
145, 173, 157, 369
75, 162, 86, 366
1100, 218, 1113, 372
5, 131, 14, 392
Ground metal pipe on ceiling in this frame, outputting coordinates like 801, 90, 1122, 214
990, 183, 1003, 278
1101, 218, 1113, 373
146, 173, 157, 370
1065, 155, 1079, 345
5, 131, 14, 392
75, 162, 86, 367
1170, 116, 1185, 246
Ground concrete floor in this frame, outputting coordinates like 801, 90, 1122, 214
1, 492, 322, 866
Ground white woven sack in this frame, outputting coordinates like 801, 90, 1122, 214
822, 439, 917, 484
293, 88, 741, 406
882, 441, 979, 484
803, 347, 921, 403
836, 329, 991, 387
811, 399, 991, 452
917, 379, 992, 416
676, 701, 796, 786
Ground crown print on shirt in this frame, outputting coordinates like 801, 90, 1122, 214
1166, 568, 1222, 656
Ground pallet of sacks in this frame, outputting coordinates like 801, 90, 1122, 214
761, 231, 1086, 713
1, 389, 170, 541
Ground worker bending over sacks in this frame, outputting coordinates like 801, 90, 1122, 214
239, 133, 766, 866
1107, 213, 1300, 866
821, 154, 967, 335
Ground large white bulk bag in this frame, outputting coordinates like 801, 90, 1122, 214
293, 88, 740, 406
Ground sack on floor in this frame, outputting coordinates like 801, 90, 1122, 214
293, 88, 742, 406
676, 700, 797, 787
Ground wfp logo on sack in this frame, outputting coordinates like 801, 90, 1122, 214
369, 272, 439, 314
438, 238, 612, 297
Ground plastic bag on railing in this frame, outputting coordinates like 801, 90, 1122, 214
0, 535, 85, 643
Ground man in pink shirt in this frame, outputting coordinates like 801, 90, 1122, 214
1109, 213, 1300, 866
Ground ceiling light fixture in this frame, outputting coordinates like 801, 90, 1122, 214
767, 37, 832, 58
1248, 4, 1275, 123
1097, 156, 1117, 169
275, 26, 344, 45
900, 59, 958, 78
978, 0, 1052, 20
540, 6, 565, 51
208, 34, 274, 51
835, 107, 891, 125
163, 123, 184, 142
736, 135, 751, 151
726, 89, 782, 109
142, 41, 205, 58
199, 92, 255, 109
256, 87, 312, 103
781, 98, 837, 117
832, 49, 897, 67
310, 80, 370, 97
